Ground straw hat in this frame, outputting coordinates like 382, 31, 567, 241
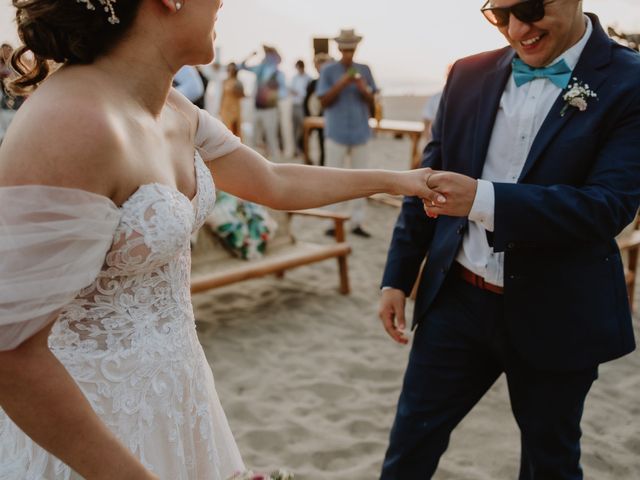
333, 29, 363, 49
262, 44, 279, 55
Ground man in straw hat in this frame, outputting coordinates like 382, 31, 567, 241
317, 28, 378, 237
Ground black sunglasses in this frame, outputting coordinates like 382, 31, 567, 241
480, 0, 546, 27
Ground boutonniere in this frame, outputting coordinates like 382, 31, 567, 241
560, 78, 598, 117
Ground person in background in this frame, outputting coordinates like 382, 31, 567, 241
173, 65, 205, 108
200, 59, 227, 117
421, 91, 442, 144
0, 43, 13, 86
421, 65, 452, 144
304, 52, 333, 166
317, 29, 378, 238
240, 45, 287, 161
219, 62, 245, 138
1, 43, 13, 142
0, 43, 25, 143
289, 59, 311, 156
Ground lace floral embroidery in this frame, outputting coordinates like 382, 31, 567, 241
0, 152, 245, 479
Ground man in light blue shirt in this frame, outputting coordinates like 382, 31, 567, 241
173, 65, 205, 108
317, 29, 378, 237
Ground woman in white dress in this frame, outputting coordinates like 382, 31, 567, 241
0, 0, 442, 478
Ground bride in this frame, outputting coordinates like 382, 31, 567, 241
0, 0, 441, 478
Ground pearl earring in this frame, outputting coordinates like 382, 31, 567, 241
175, 1, 182, 10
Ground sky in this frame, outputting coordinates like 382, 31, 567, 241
1, 0, 638, 94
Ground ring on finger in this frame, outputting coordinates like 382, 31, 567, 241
425, 173, 433, 189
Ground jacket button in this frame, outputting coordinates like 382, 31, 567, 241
441, 267, 447, 274
509, 274, 515, 280
507, 242, 516, 250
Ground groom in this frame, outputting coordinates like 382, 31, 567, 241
379, 1, 640, 479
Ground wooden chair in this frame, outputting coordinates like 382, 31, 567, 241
616, 215, 640, 311
190, 209, 352, 295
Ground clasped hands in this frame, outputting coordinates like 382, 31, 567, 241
420, 168, 478, 219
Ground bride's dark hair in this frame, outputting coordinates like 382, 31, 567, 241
8, 0, 142, 94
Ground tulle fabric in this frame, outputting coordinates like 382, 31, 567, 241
0, 186, 121, 350
0, 108, 238, 351
195, 108, 242, 161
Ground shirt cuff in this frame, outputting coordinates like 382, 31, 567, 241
468, 179, 495, 232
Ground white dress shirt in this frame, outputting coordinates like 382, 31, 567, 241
457, 15, 593, 287
174, 66, 205, 103
290, 72, 312, 106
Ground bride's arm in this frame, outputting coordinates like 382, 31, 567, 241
169, 90, 443, 210
208, 145, 442, 211
0, 326, 157, 480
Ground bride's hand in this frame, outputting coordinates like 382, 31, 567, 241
392, 167, 447, 207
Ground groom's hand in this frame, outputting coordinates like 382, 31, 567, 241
379, 288, 409, 345
423, 172, 477, 218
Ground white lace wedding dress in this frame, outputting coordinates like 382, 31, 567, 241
0, 111, 245, 479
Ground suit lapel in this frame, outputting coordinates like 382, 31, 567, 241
518, 14, 613, 181
471, 51, 514, 178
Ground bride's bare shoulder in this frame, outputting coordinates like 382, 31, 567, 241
0, 72, 126, 197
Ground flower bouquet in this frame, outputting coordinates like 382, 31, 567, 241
227, 469, 294, 480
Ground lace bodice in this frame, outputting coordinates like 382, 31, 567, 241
45, 152, 241, 477
52, 151, 214, 355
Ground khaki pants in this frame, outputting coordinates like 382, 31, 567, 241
252, 107, 281, 161
324, 138, 370, 227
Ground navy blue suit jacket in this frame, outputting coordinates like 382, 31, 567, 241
382, 15, 640, 371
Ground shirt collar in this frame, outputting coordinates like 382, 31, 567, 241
547, 14, 592, 70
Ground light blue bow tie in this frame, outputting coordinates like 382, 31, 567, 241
511, 58, 572, 89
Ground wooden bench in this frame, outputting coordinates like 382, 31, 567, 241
190, 209, 352, 295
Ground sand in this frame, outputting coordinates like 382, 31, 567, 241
192, 96, 640, 479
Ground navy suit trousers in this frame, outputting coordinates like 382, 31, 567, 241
380, 272, 598, 480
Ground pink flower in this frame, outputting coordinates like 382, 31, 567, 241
560, 78, 597, 117
569, 97, 588, 111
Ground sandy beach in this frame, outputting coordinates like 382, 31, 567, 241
192, 96, 640, 480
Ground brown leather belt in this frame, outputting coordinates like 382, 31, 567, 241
456, 263, 504, 295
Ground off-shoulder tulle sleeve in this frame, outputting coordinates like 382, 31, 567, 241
0, 186, 121, 350
194, 108, 242, 161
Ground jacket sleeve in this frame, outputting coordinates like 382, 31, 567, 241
492, 88, 640, 252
